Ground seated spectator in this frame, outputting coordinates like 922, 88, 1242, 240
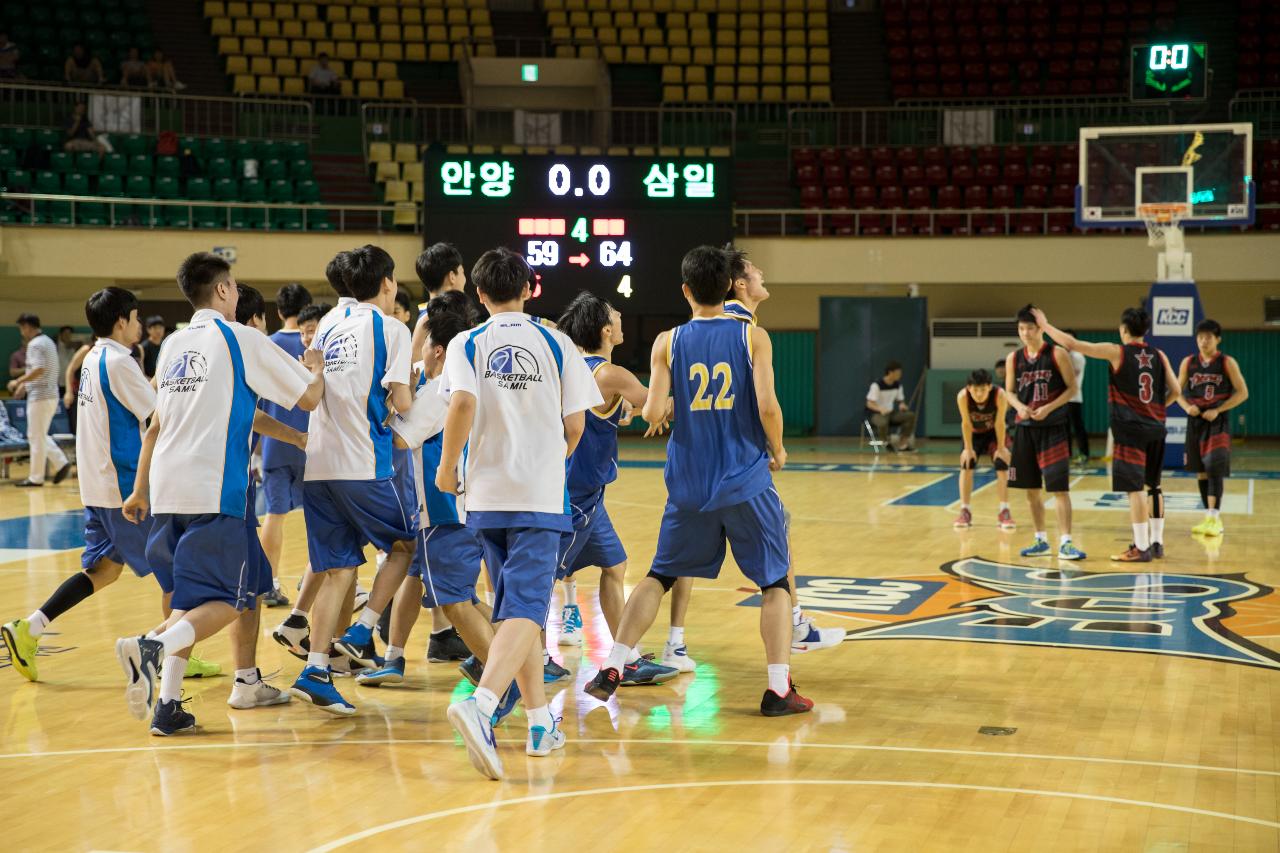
63, 102, 105, 155
307, 53, 341, 94
147, 50, 185, 90
866, 360, 917, 452
64, 43, 104, 86
0, 32, 19, 80
119, 47, 150, 88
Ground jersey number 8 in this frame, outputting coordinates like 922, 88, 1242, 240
689, 362, 735, 411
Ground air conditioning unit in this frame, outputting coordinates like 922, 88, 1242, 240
930, 317, 1021, 371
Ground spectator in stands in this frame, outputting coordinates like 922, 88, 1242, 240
64, 44, 104, 86
63, 102, 106, 156
307, 53, 341, 94
866, 360, 917, 452
119, 47, 150, 88
139, 315, 166, 378
147, 49, 185, 91
7, 314, 71, 487
0, 32, 20, 80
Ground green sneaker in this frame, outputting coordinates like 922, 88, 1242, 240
183, 654, 222, 678
1, 618, 39, 681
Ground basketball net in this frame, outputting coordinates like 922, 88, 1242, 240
1140, 202, 1191, 281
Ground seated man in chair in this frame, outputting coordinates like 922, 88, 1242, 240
865, 361, 916, 453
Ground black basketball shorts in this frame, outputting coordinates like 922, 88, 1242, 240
1008, 423, 1070, 492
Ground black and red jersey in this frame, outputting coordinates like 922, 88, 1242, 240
1013, 343, 1068, 428
1108, 342, 1167, 433
965, 387, 998, 433
1183, 352, 1234, 411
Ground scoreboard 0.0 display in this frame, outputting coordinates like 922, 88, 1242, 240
1130, 42, 1208, 102
422, 154, 733, 315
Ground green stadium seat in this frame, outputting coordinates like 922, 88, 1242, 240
165, 206, 192, 228
35, 129, 60, 150
307, 211, 333, 231
178, 137, 202, 157
268, 178, 293, 202
283, 141, 307, 161
213, 178, 238, 201
258, 141, 285, 162
154, 176, 179, 199
74, 151, 100, 175
97, 174, 124, 196
186, 177, 212, 200
231, 139, 257, 161
289, 159, 313, 180
208, 157, 233, 180
102, 153, 127, 175
35, 170, 61, 193
126, 174, 152, 196
8, 128, 32, 150
64, 172, 90, 195
118, 135, 149, 157
6, 169, 32, 190
193, 206, 224, 229
37, 200, 74, 225
0, 148, 16, 171
273, 207, 304, 231
77, 202, 108, 226
240, 179, 265, 202
262, 159, 287, 180
49, 152, 72, 173
137, 203, 165, 228
203, 138, 229, 159
231, 207, 266, 230
155, 156, 180, 178
81, 9, 102, 27
128, 154, 153, 176
296, 180, 320, 203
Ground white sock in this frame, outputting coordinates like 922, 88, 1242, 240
473, 686, 499, 718
155, 620, 196, 657
386, 644, 404, 661
767, 663, 790, 696
668, 626, 685, 646
356, 606, 379, 630
1149, 517, 1164, 544
290, 608, 307, 619
1035, 531, 1047, 542
527, 704, 553, 732
542, 648, 550, 665
160, 656, 185, 702
1059, 534, 1072, 547
26, 610, 49, 637
235, 667, 259, 684
792, 604, 803, 627
563, 578, 577, 604
961, 503, 970, 511
1000, 502, 1010, 511
1209, 508, 1220, 518
627, 645, 642, 664
272, 579, 282, 591
375, 551, 387, 570
1133, 523, 1151, 551
306, 651, 329, 669
604, 642, 630, 672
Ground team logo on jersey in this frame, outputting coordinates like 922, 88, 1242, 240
485, 345, 542, 390
1134, 350, 1155, 369
738, 560, 1280, 670
76, 367, 94, 404
322, 332, 359, 373
159, 351, 208, 393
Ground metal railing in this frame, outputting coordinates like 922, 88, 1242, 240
0, 81, 315, 146
733, 205, 1280, 237
361, 103, 737, 159
787, 97, 1179, 150
0, 192, 415, 233
1228, 89, 1280, 140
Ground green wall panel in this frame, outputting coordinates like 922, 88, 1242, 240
772, 330, 816, 436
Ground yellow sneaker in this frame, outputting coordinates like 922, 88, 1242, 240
1, 619, 39, 682
1191, 515, 1215, 536
1205, 516, 1225, 537
184, 654, 222, 678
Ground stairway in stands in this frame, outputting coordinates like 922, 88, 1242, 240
490, 10, 549, 57
312, 153, 381, 230
829, 6, 892, 106
145, 0, 226, 97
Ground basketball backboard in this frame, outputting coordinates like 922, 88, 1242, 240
1076, 123, 1254, 229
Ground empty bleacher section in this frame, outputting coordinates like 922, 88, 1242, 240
1, 0, 154, 84
1235, 0, 1280, 90
204, 0, 496, 99
543, 0, 830, 105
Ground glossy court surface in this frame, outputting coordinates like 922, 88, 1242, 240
2, 440, 1278, 852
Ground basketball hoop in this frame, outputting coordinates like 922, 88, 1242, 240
1139, 202, 1189, 248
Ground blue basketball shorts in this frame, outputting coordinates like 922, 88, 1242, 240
557, 487, 627, 580
147, 513, 252, 611
262, 462, 305, 515
409, 524, 485, 607
651, 487, 790, 589
475, 526, 562, 623
303, 478, 417, 572
82, 506, 156, 581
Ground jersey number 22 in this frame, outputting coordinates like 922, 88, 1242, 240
689, 362, 735, 411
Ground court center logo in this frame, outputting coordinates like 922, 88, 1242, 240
485, 345, 542, 390
159, 351, 208, 393
738, 558, 1280, 670
322, 332, 359, 373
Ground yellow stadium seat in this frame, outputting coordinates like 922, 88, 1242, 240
473, 24, 493, 40
606, 145, 630, 155
547, 11, 567, 27
762, 0, 782, 11
283, 76, 305, 95
243, 37, 265, 55
281, 20, 303, 39
667, 12, 686, 27
709, 145, 731, 156
718, 12, 736, 27
217, 36, 241, 55
376, 61, 397, 80
658, 144, 681, 156
686, 84, 708, 101
785, 29, 804, 46
349, 6, 370, 24
761, 65, 782, 84
297, 3, 317, 21
250, 1, 270, 17
403, 162, 424, 183
597, 27, 618, 44
740, 48, 763, 66
615, 11, 634, 27
636, 12, 657, 28
683, 145, 707, 156
761, 84, 782, 102
226, 55, 249, 74
424, 9, 444, 25
380, 24, 401, 42
737, 84, 758, 101
669, 46, 691, 63
810, 11, 828, 28
784, 10, 803, 27
470, 8, 490, 25
203, 1, 225, 17
233, 74, 256, 94
647, 46, 669, 63
692, 46, 712, 64
290, 40, 312, 58
368, 142, 392, 163
554, 45, 575, 58
666, 30, 688, 47
741, 12, 760, 28
809, 46, 829, 63
234, 18, 256, 36
717, 29, 736, 46
624, 45, 646, 63
661, 65, 682, 84
448, 24, 469, 40
405, 43, 426, 61
211, 18, 232, 37
809, 84, 831, 101
713, 46, 734, 64
762, 11, 781, 29
712, 84, 733, 100
550, 26, 571, 43
739, 29, 760, 46
340, 79, 353, 96
250, 55, 273, 75
394, 143, 416, 163
227, 0, 248, 14
357, 79, 380, 99
382, 43, 403, 61
375, 161, 400, 182
714, 65, 735, 83
351, 60, 374, 79
785, 65, 806, 83
762, 46, 783, 65
257, 75, 281, 95
568, 10, 588, 26
447, 7, 467, 24
579, 44, 599, 58
267, 39, 288, 57
378, 6, 399, 23
689, 12, 708, 28
410, 182, 424, 202
331, 22, 353, 41
427, 25, 447, 42
544, 0, 565, 8
810, 65, 829, 84
763, 29, 782, 46
784, 84, 806, 101
384, 180, 408, 202
662, 84, 683, 102
675, 0, 695, 10
336, 42, 357, 60
809, 29, 828, 46
428, 44, 450, 61
573, 27, 594, 43
691, 29, 711, 46
258, 20, 280, 38
602, 45, 623, 63
632, 144, 656, 155
275, 57, 297, 76
326, 5, 347, 23
738, 65, 759, 83
392, 203, 417, 228
684, 65, 706, 84
304, 20, 325, 40
404, 24, 424, 41
785, 46, 806, 64
401, 8, 422, 25
355, 23, 376, 42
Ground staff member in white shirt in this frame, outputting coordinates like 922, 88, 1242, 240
865, 360, 917, 452
9, 313, 72, 486
1065, 330, 1089, 463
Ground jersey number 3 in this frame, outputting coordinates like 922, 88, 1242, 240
1138, 371, 1154, 404
689, 362, 735, 411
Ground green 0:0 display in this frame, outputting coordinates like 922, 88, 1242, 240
1149, 44, 1190, 71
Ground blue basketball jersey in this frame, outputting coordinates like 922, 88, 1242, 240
665, 317, 771, 512
566, 355, 622, 497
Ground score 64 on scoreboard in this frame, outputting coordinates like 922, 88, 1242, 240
422, 154, 733, 314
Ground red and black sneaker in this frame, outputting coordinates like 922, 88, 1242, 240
760, 680, 814, 717
585, 666, 622, 701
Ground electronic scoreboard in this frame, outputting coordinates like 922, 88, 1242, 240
421, 154, 733, 315
1130, 42, 1208, 102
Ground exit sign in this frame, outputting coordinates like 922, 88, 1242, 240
521, 64, 538, 82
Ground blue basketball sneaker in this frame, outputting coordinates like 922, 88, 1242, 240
333, 623, 380, 669
493, 680, 521, 726
458, 654, 484, 687
447, 697, 503, 780
115, 635, 164, 721
543, 657, 571, 683
1058, 540, 1087, 561
1020, 538, 1053, 557
526, 716, 566, 756
289, 665, 356, 715
620, 654, 679, 686
355, 656, 405, 687
150, 697, 197, 736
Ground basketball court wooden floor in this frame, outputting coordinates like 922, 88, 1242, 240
2, 441, 1278, 852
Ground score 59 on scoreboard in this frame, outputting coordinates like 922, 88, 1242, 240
422, 154, 733, 314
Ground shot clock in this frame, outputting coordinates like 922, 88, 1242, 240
1130, 42, 1208, 102
422, 154, 733, 315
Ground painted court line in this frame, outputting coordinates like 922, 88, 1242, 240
307, 779, 1280, 850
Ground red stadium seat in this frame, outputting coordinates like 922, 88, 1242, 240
937, 185, 961, 208
1023, 184, 1049, 206
870, 147, 894, 167
976, 163, 1000, 185
906, 185, 931, 208
896, 147, 920, 166
1015, 213, 1045, 235
826, 185, 850, 207
925, 164, 949, 186
879, 185, 903, 207
951, 162, 975, 185
964, 185, 989, 208
822, 164, 845, 186
901, 165, 926, 186
922, 146, 946, 166
874, 164, 898, 186
991, 184, 1015, 207
853, 185, 877, 208
1003, 161, 1027, 185
848, 164, 872, 187
799, 184, 823, 206
1051, 183, 1076, 207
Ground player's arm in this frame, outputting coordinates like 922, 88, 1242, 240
435, 390, 474, 496
641, 331, 672, 436
751, 326, 786, 471
563, 409, 585, 458
1004, 351, 1029, 419
62, 344, 90, 408
252, 409, 306, 450
410, 311, 429, 366
294, 348, 325, 410
1206, 356, 1249, 420
1031, 347, 1076, 421
596, 362, 648, 410
122, 414, 161, 523
1159, 351, 1182, 407
1031, 308, 1120, 364
864, 383, 886, 415
994, 389, 1010, 460
1176, 356, 1199, 416
956, 389, 975, 464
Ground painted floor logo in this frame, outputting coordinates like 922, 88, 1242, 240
739, 560, 1280, 670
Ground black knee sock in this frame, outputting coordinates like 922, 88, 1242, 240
1198, 479, 1209, 509
38, 572, 96, 623
1209, 476, 1225, 505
